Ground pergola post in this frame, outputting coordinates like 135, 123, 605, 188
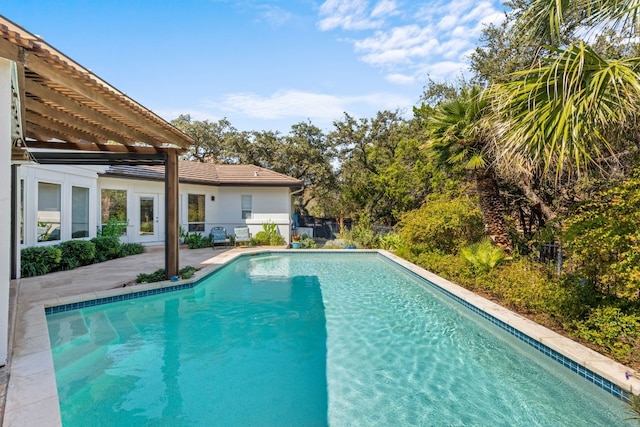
165, 148, 179, 279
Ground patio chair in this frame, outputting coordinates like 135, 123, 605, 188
234, 226, 251, 246
210, 227, 231, 249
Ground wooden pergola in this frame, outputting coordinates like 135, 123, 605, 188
0, 15, 194, 279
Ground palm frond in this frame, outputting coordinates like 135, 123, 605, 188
492, 42, 640, 182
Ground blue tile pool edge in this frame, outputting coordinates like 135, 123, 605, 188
44, 249, 636, 403
376, 251, 636, 404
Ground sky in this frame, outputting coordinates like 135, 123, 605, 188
3, 0, 507, 134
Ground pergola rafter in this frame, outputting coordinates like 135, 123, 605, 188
0, 14, 194, 279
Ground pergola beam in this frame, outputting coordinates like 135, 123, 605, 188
24, 54, 185, 147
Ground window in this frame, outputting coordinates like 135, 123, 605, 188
38, 182, 61, 242
72, 186, 90, 238
101, 189, 127, 235
187, 194, 205, 232
241, 195, 252, 219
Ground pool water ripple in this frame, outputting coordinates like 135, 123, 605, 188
47, 252, 634, 426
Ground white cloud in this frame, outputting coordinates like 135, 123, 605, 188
354, 25, 438, 66
385, 73, 415, 85
257, 5, 293, 28
318, 0, 392, 31
320, 1, 506, 85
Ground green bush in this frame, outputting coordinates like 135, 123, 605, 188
477, 259, 574, 319
398, 190, 485, 256
562, 169, 640, 300
21, 246, 63, 277
299, 234, 317, 249
350, 217, 380, 248
252, 222, 285, 246
136, 265, 200, 283
136, 268, 167, 284
58, 240, 96, 270
179, 265, 199, 279
91, 236, 122, 263
460, 240, 505, 273
572, 306, 640, 363
184, 232, 211, 249
118, 243, 145, 257
99, 216, 128, 237
379, 232, 404, 251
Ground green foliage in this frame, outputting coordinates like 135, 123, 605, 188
563, 170, 640, 300
477, 259, 577, 320
299, 234, 317, 249
21, 246, 63, 277
91, 236, 122, 263
99, 216, 127, 237
572, 307, 640, 363
183, 232, 211, 249
58, 240, 96, 271
136, 268, 167, 284
118, 243, 145, 257
398, 189, 485, 255
349, 217, 380, 248
179, 265, 199, 280
379, 232, 404, 251
136, 265, 200, 283
251, 222, 285, 246
460, 240, 505, 273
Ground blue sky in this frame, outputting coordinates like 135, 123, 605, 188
3, 0, 506, 134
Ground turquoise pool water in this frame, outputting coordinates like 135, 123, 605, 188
47, 253, 634, 426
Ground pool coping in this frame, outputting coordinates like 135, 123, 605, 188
4, 249, 640, 426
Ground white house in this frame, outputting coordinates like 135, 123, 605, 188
20, 160, 303, 248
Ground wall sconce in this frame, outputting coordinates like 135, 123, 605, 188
211, 195, 215, 201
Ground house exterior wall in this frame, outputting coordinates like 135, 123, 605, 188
1, 58, 11, 365
20, 164, 101, 247
17, 166, 295, 253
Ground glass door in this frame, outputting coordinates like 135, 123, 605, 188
138, 194, 158, 242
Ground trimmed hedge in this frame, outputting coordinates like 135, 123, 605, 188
21, 246, 62, 278
58, 240, 96, 270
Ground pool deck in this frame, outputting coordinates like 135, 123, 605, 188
2, 248, 639, 426
1, 245, 250, 427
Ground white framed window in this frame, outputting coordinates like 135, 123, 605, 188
37, 182, 61, 242
72, 186, 90, 238
188, 194, 205, 232
241, 195, 252, 219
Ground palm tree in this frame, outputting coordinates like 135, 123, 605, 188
493, 0, 640, 182
426, 86, 512, 253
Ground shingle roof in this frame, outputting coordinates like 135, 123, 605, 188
102, 161, 303, 188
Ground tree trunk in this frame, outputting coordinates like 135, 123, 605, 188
516, 182, 556, 221
475, 168, 512, 254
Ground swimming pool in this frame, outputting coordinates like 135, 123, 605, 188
46, 252, 635, 426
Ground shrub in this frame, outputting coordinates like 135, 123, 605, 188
379, 232, 404, 251
460, 240, 506, 273
58, 240, 96, 270
99, 216, 128, 237
136, 268, 167, 284
184, 232, 211, 249
118, 243, 145, 257
179, 265, 199, 280
349, 217, 380, 248
398, 190, 485, 255
572, 306, 640, 363
136, 266, 200, 283
299, 234, 317, 249
21, 246, 63, 277
252, 222, 285, 246
91, 236, 122, 263
562, 169, 640, 300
